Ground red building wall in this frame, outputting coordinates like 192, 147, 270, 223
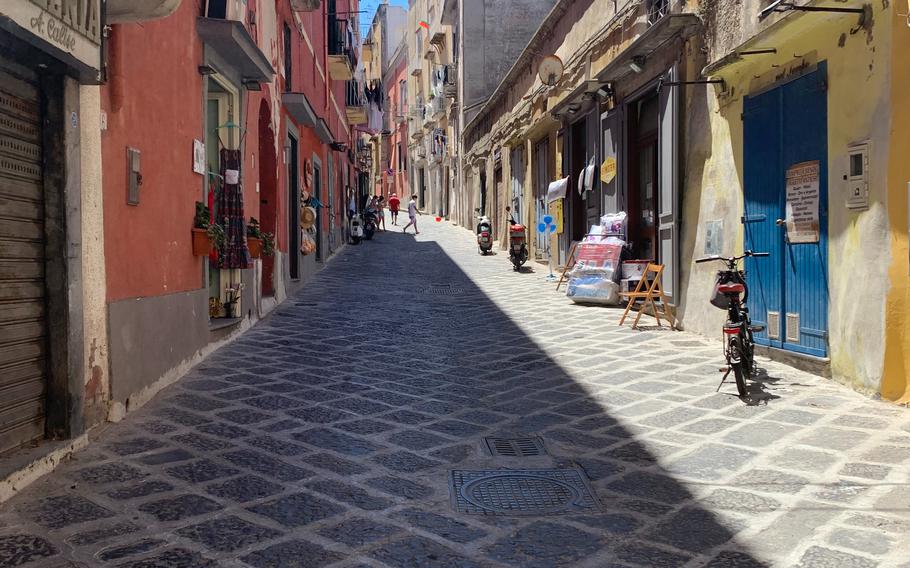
101, 0, 205, 302
386, 56, 410, 199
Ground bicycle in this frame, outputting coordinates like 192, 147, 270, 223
695, 250, 769, 397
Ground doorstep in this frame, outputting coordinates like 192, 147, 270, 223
0, 434, 89, 505
754, 345, 832, 378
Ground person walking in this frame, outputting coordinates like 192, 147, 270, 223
388, 193, 401, 225
402, 194, 422, 234
376, 195, 386, 231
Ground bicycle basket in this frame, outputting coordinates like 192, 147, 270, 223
710, 271, 734, 310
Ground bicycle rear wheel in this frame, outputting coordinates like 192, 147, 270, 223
729, 337, 748, 397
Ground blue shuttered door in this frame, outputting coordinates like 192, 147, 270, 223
743, 63, 829, 357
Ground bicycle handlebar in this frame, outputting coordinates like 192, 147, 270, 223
695, 250, 769, 264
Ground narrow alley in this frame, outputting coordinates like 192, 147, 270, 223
0, 221, 908, 568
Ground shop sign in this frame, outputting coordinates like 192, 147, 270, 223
600, 156, 616, 184
2, 0, 102, 71
785, 160, 820, 244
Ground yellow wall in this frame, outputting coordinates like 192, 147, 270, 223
883, 7, 910, 402
683, 5, 895, 396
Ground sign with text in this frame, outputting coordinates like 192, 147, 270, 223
1, 1, 102, 73
785, 160, 820, 244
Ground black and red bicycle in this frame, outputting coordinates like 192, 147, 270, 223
695, 250, 769, 397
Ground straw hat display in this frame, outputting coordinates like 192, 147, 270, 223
300, 206, 317, 229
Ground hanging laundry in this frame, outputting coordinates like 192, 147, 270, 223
217, 148, 251, 269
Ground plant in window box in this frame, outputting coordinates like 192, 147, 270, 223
246, 217, 276, 259
192, 202, 227, 256
222, 282, 245, 319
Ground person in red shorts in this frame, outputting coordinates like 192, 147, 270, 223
388, 193, 401, 225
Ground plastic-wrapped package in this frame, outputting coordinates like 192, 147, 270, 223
600, 212, 628, 237
566, 276, 621, 305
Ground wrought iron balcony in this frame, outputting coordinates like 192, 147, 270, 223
345, 80, 367, 125
328, 17, 356, 80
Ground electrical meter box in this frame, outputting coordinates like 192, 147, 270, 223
846, 142, 869, 210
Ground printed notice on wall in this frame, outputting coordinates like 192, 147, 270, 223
785, 160, 820, 243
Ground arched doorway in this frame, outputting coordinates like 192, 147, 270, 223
258, 101, 278, 296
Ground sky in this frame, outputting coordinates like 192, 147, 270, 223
358, 0, 408, 36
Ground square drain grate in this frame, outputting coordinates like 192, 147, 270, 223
450, 469, 600, 516
485, 437, 546, 457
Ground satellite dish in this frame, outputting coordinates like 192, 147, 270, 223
538, 55, 564, 87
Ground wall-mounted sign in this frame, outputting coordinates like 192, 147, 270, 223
600, 156, 617, 184
785, 160, 820, 244
1, 1, 102, 75
193, 139, 206, 175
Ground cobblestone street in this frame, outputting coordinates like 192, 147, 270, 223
1, 219, 909, 568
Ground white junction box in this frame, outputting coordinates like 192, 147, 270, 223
846, 141, 869, 210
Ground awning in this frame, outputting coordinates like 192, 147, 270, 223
595, 14, 700, 83
197, 17, 274, 83
314, 119, 333, 144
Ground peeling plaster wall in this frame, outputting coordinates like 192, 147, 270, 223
78, 85, 109, 426
681, 1, 893, 396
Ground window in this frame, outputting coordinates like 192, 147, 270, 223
283, 23, 292, 92
399, 80, 407, 115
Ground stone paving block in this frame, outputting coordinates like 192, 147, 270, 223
306, 479, 393, 511
734, 468, 811, 494
105, 480, 174, 500
613, 541, 692, 567
245, 435, 310, 456
221, 449, 314, 481
574, 458, 625, 481
215, 408, 273, 425
570, 513, 641, 534
285, 406, 355, 424
97, 539, 165, 561
425, 420, 486, 437
702, 489, 781, 513
247, 492, 345, 527
839, 462, 891, 480
387, 429, 452, 451
66, 523, 140, 546
832, 415, 891, 430
241, 539, 345, 568
334, 419, 397, 434
827, 528, 892, 555
705, 550, 773, 567
108, 438, 168, 456
134, 448, 194, 465
666, 444, 757, 481
602, 441, 660, 466
370, 535, 486, 568
137, 494, 223, 522
484, 521, 604, 567
373, 450, 442, 472
546, 428, 610, 449
165, 459, 239, 483
176, 516, 281, 552
365, 475, 434, 500
27, 495, 114, 529
171, 394, 230, 412
292, 427, 385, 456
154, 408, 212, 426
0, 534, 57, 567
137, 421, 179, 435
796, 546, 878, 568
170, 432, 233, 452
196, 422, 251, 439
764, 408, 824, 425
723, 421, 794, 448
328, 397, 394, 415
317, 517, 402, 547
648, 507, 743, 553
288, 388, 345, 403
750, 505, 840, 559
429, 444, 475, 463
772, 447, 839, 473
391, 508, 487, 544
607, 471, 691, 505
74, 462, 147, 484
114, 547, 217, 568
204, 475, 283, 503
860, 445, 910, 464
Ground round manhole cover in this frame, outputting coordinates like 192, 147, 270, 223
460, 473, 583, 514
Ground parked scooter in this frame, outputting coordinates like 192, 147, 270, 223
476, 210, 493, 255
362, 209, 377, 240
349, 214, 364, 245
506, 207, 528, 271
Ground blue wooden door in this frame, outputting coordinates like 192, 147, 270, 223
743, 63, 829, 357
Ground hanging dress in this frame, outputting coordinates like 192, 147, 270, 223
217, 148, 251, 269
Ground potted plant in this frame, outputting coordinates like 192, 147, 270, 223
247, 217, 275, 259
222, 282, 244, 318
192, 202, 212, 256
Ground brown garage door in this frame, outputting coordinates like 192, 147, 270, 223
0, 62, 47, 454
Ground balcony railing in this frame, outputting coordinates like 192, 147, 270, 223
430, 96, 445, 118
328, 17, 356, 79
345, 80, 367, 125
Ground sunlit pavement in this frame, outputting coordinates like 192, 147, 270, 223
1, 216, 908, 568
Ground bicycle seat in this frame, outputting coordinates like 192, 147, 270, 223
717, 283, 745, 294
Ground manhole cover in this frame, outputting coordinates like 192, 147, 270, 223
485, 437, 546, 457
450, 469, 600, 516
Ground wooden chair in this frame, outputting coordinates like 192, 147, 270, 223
618, 263, 676, 330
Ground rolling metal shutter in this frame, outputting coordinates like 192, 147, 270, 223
0, 61, 46, 454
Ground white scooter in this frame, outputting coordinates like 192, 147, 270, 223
349, 214, 364, 245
